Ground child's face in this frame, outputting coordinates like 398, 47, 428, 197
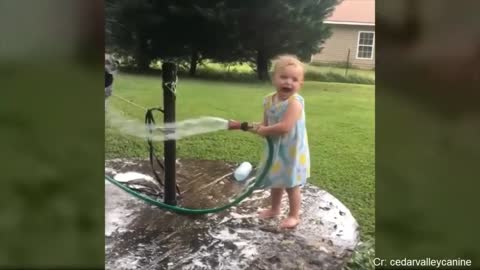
273, 65, 304, 100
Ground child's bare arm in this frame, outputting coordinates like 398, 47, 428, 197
257, 99, 302, 136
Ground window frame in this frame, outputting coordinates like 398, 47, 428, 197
356, 31, 375, 60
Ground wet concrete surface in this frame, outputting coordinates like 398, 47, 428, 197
105, 159, 359, 270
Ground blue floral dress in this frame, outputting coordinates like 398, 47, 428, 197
256, 93, 310, 189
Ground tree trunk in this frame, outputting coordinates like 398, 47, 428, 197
256, 49, 269, 81
136, 53, 150, 71
135, 35, 150, 71
189, 49, 199, 76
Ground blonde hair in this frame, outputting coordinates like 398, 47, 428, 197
272, 54, 305, 77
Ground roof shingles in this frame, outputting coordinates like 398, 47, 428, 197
326, 0, 375, 25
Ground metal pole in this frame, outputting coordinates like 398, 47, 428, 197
162, 62, 177, 205
345, 48, 350, 76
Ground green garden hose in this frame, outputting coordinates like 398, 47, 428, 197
104, 136, 274, 215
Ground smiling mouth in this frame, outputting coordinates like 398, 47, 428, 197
281, 87, 292, 93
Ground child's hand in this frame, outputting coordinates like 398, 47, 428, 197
256, 125, 268, 136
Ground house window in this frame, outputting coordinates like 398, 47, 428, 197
356, 31, 375, 59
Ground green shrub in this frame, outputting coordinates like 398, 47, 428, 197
119, 61, 374, 85
344, 238, 375, 270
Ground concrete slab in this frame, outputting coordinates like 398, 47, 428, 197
105, 159, 359, 270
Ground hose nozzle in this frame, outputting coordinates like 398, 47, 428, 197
228, 120, 258, 131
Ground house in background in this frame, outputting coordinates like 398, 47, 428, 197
311, 0, 375, 69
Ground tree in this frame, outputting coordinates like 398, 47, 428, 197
106, 0, 340, 79
223, 0, 339, 80
106, 0, 166, 70
107, 0, 232, 74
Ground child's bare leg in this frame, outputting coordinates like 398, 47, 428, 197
280, 186, 301, 228
258, 188, 283, 218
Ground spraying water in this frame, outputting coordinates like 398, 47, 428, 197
106, 108, 229, 141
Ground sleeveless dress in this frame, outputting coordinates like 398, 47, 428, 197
256, 93, 310, 189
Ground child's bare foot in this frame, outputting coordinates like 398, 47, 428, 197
258, 208, 281, 219
280, 216, 300, 229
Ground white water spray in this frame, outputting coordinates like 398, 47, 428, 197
106, 108, 229, 141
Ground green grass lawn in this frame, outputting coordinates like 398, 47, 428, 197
106, 73, 375, 237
